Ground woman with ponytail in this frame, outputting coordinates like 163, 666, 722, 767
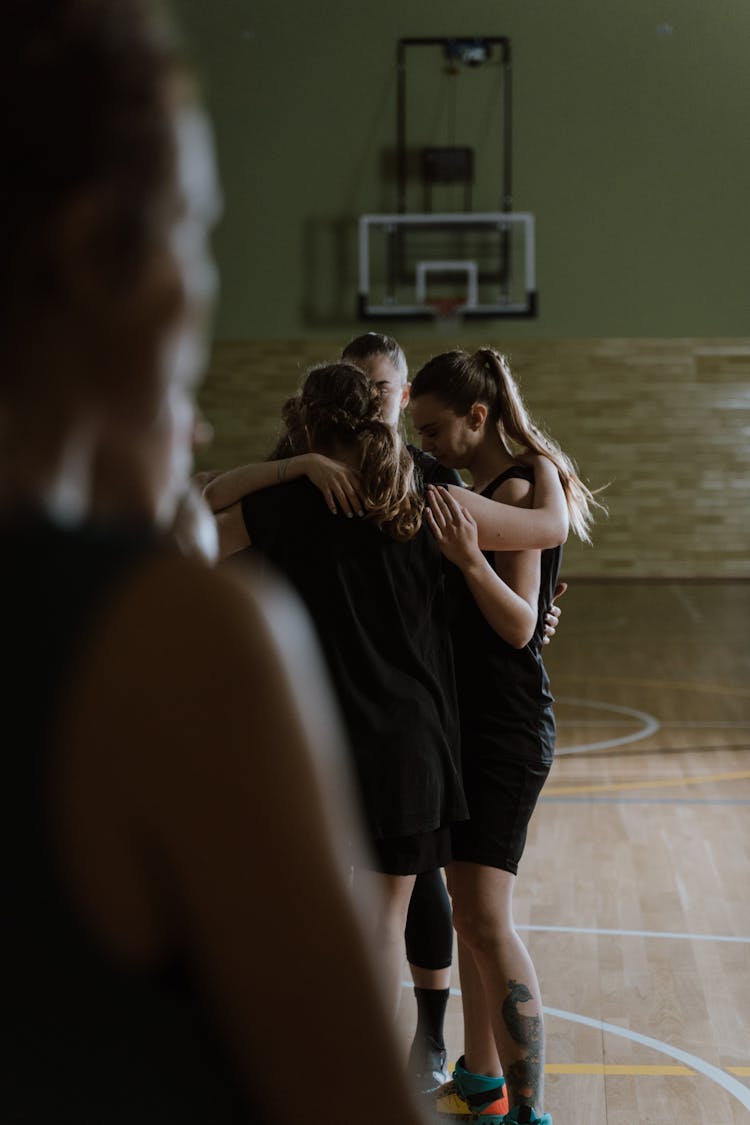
409, 347, 604, 1125
215, 361, 467, 1015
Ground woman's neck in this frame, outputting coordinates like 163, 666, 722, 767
465, 430, 516, 494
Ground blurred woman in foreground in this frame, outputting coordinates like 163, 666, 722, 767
0, 2, 428, 1123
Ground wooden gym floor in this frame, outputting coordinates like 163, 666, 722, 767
395, 581, 750, 1124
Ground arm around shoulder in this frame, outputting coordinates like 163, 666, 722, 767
202, 460, 289, 512
451, 454, 568, 552
215, 501, 251, 558
529, 453, 568, 545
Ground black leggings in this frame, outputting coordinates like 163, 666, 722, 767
405, 867, 453, 971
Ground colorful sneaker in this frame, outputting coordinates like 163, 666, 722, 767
431, 1055, 508, 1121
408, 1043, 450, 1094
504, 1106, 553, 1125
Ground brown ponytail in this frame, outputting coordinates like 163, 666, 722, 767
267, 395, 308, 460
357, 418, 422, 542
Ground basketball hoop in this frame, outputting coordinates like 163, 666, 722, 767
425, 296, 465, 327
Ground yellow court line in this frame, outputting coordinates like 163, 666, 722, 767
449, 1061, 750, 1078
553, 674, 750, 699
545, 769, 750, 797
544, 1063, 692, 1076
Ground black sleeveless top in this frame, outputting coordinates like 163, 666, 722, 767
0, 514, 256, 1123
241, 479, 467, 842
447, 466, 562, 767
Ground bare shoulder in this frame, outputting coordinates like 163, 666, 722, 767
105, 551, 306, 667
491, 470, 534, 510
65, 551, 321, 775
54, 551, 346, 964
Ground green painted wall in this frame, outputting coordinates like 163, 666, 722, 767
174, 1, 750, 340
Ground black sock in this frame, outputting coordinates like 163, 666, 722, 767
412, 986, 449, 1053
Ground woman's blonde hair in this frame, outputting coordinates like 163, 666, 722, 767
411, 347, 605, 543
270, 362, 422, 542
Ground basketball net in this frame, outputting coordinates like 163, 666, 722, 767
426, 296, 464, 331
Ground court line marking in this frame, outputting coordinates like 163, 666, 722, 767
542, 1006, 750, 1112
400, 983, 750, 1102
555, 697, 660, 756
544, 768, 750, 797
556, 720, 750, 729
516, 923, 750, 944
553, 674, 750, 699
542, 795, 750, 805
670, 584, 703, 623
659, 720, 750, 729
545, 1063, 692, 1075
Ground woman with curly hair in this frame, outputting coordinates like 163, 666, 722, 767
217, 361, 468, 1013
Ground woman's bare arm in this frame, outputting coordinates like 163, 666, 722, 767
426, 486, 540, 648
214, 501, 251, 558
449, 453, 568, 551
203, 454, 364, 517
203, 459, 298, 512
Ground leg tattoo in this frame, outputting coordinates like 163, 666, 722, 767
501, 979, 543, 1105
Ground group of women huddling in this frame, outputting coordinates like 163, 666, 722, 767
0, 2, 600, 1124
199, 332, 600, 1125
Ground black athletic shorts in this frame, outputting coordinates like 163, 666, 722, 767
370, 825, 453, 876
451, 746, 551, 875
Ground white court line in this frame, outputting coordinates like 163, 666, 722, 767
517, 923, 750, 944
556, 719, 750, 729
555, 697, 660, 755
660, 720, 750, 729
557, 718, 647, 727
670, 584, 704, 623
543, 1006, 750, 1112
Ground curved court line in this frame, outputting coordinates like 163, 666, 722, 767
555, 697, 660, 756
399, 981, 750, 1109
516, 923, 750, 944
544, 768, 750, 797
542, 1006, 750, 1112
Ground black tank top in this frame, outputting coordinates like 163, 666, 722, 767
0, 514, 256, 1122
241, 479, 467, 841
448, 466, 562, 766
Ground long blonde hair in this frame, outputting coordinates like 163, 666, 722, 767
411, 347, 605, 543
271, 362, 422, 542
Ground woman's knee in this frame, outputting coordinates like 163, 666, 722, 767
453, 902, 509, 953
450, 881, 516, 956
